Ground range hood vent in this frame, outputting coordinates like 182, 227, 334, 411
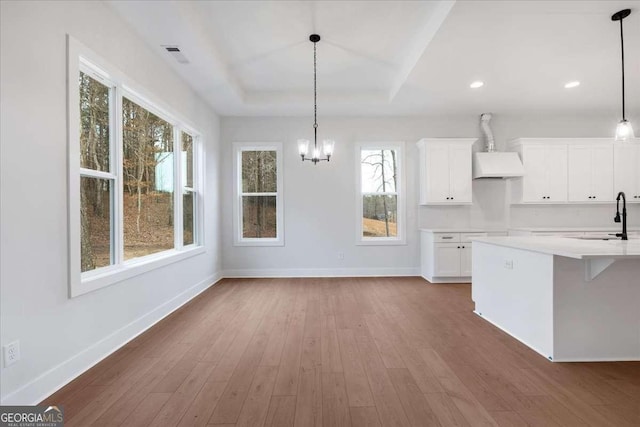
473, 152, 524, 179
473, 112, 524, 179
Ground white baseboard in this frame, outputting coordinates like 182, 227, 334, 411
0, 272, 223, 406
223, 267, 420, 278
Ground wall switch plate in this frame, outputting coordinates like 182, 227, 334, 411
3, 341, 20, 367
504, 260, 514, 270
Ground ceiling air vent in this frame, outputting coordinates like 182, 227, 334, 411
163, 46, 189, 64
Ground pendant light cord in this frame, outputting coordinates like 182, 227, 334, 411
619, 18, 626, 120
313, 40, 318, 150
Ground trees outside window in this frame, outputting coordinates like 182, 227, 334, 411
234, 143, 283, 246
79, 72, 114, 272
357, 143, 405, 245
71, 50, 202, 296
122, 97, 175, 259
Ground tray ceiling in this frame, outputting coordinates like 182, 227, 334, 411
109, 1, 640, 117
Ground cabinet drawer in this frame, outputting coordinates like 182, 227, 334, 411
460, 232, 487, 243
433, 233, 460, 243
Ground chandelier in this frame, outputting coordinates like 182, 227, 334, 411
612, 9, 634, 141
298, 34, 335, 164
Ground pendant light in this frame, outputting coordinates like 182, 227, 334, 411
298, 34, 335, 164
612, 9, 634, 141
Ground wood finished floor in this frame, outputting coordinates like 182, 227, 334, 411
42, 277, 640, 426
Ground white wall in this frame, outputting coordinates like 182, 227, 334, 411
0, 1, 221, 404
221, 114, 640, 275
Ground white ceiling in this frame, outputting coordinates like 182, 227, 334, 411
108, 0, 640, 117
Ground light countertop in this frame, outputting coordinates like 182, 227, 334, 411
509, 226, 640, 232
472, 236, 640, 260
420, 228, 506, 233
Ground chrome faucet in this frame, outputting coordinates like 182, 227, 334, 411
614, 191, 628, 240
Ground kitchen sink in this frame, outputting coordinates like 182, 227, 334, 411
571, 236, 616, 241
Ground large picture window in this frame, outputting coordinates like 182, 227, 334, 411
357, 143, 406, 245
233, 143, 283, 246
69, 38, 203, 296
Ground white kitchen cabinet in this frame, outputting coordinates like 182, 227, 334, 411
417, 138, 475, 205
516, 142, 568, 203
460, 245, 473, 276
434, 243, 462, 276
567, 144, 613, 202
420, 230, 498, 283
614, 142, 640, 202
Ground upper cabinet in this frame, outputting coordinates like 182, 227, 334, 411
567, 144, 614, 202
510, 138, 639, 204
614, 142, 640, 201
511, 140, 568, 203
417, 138, 475, 205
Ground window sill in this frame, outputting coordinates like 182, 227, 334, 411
356, 238, 407, 246
233, 238, 284, 247
72, 246, 206, 297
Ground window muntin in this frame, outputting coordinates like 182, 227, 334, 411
70, 44, 203, 295
234, 144, 283, 245
358, 144, 405, 244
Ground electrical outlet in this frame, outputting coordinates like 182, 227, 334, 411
3, 341, 20, 367
504, 259, 514, 270
337, 252, 345, 260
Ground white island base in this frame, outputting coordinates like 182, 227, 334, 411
472, 237, 640, 362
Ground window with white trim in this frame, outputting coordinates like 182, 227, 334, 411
69, 38, 203, 296
233, 143, 283, 246
357, 143, 406, 245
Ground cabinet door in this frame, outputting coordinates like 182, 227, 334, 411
591, 145, 614, 202
544, 145, 568, 202
460, 244, 473, 276
434, 243, 461, 277
614, 144, 640, 201
449, 144, 472, 203
425, 144, 450, 203
567, 145, 592, 202
522, 145, 548, 202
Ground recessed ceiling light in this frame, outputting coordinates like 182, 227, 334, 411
564, 81, 580, 89
470, 81, 484, 89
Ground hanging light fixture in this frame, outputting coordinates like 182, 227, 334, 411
298, 34, 335, 164
612, 9, 634, 141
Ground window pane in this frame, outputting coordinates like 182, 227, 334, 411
361, 149, 397, 193
183, 190, 195, 246
79, 72, 110, 171
122, 97, 174, 260
242, 150, 277, 193
242, 196, 277, 238
362, 195, 397, 238
81, 177, 112, 272
182, 132, 193, 188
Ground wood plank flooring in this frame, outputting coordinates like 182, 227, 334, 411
42, 277, 640, 426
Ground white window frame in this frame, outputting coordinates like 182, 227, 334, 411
67, 36, 205, 297
356, 142, 406, 245
233, 142, 284, 246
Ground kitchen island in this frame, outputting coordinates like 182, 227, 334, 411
472, 236, 640, 362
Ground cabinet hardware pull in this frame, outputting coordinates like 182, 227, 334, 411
442, 236, 453, 239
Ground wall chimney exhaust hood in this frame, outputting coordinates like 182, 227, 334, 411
473, 113, 524, 179
473, 152, 524, 179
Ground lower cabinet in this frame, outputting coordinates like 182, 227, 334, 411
421, 230, 494, 283
434, 243, 473, 277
